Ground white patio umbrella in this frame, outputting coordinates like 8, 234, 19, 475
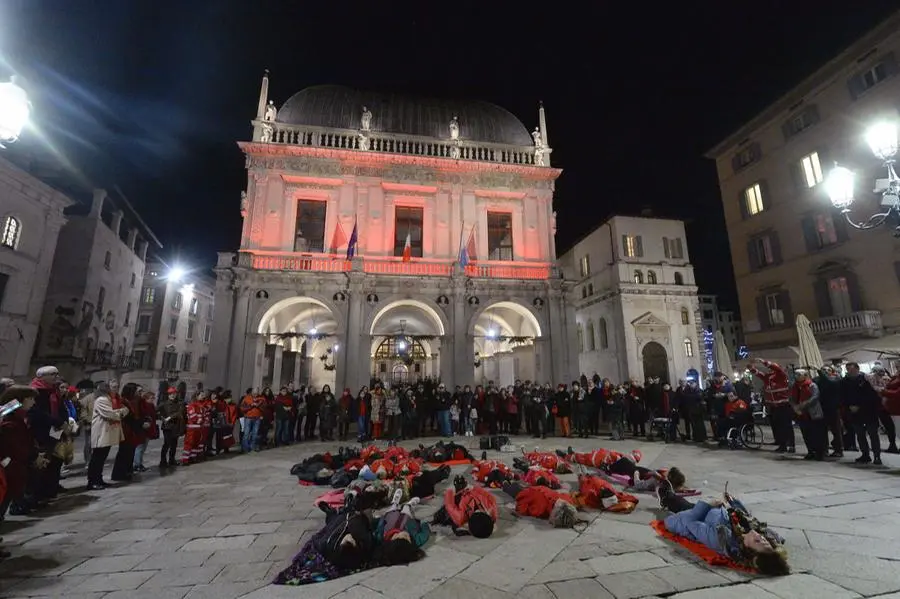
714, 330, 734, 378
795, 314, 823, 369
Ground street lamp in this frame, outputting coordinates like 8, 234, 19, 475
825, 120, 900, 231
0, 76, 31, 148
167, 266, 186, 282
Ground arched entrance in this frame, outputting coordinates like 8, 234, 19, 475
642, 341, 669, 383
369, 299, 446, 385
472, 301, 542, 386
256, 296, 341, 391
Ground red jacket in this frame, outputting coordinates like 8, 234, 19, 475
443, 486, 498, 527
523, 468, 561, 489
749, 359, 791, 406
515, 485, 574, 519
576, 475, 639, 513
881, 374, 900, 416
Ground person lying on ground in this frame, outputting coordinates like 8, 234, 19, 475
573, 473, 639, 513
658, 480, 789, 576
411, 441, 473, 463
315, 490, 378, 570
373, 490, 430, 565
560, 446, 642, 471
432, 474, 498, 537
472, 453, 517, 488
520, 449, 571, 473
501, 480, 580, 528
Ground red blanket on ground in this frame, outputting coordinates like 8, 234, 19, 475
426, 459, 472, 468
649, 520, 757, 573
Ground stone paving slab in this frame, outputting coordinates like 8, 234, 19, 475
3, 435, 900, 598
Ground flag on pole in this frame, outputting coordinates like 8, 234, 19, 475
465, 226, 477, 262
401, 231, 412, 262
346, 218, 359, 259
458, 226, 470, 267
329, 221, 347, 254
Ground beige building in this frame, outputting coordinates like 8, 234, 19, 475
125, 262, 215, 394
0, 156, 72, 377
34, 188, 160, 382
558, 215, 703, 384
706, 11, 900, 364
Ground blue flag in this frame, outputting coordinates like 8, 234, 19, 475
346, 219, 358, 259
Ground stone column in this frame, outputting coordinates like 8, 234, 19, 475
293, 351, 303, 387
271, 344, 284, 389
343, 266, 366, 392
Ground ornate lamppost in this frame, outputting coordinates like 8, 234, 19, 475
0, 76, 30, 148
825, 120, 900, 233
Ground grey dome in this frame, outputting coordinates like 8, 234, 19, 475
276, 85, 532, 146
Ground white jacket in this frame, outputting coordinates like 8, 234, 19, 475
91, 394, 129, 448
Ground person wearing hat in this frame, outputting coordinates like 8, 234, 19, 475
29, 366, 67, 501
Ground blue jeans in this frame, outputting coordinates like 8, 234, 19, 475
133, 440, 149, 468
275, 420, 292, 445
243, 418, 261, 452
357, 415, 368, 439
437, 410, 451, 436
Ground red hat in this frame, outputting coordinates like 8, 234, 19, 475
67, 386, 78, 393
167, 387, 178, 394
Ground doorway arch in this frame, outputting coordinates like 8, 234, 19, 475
642, 341, 669, 383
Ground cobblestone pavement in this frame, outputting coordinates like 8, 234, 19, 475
3, 435, 900, 599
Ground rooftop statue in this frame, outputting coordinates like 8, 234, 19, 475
264, 100, 277, 122
449, 116, 460, 140
361, 106, 372, 131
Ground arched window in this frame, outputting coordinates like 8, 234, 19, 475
576, 323, 584, 352
683, 338, 694, 357
633, 270, 643, 284
674, 272, 684, 285
647, 270, 657, 284
1, 216, 21, 249
681, 307, 690, 325
598, 317, 609, 349
586, 321, 596, 351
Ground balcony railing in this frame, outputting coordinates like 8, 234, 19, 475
259, 121, 541, 166
811, 310, 883, 338
224, 251, 551, 280
85, 349, 142, 371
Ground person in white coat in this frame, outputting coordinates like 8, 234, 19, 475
86, 380, 129, 490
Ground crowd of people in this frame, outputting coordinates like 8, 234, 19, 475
2, 355, 898, 565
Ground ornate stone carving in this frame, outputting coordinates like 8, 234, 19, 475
264, 100, 277, 122
240, 191, 247, 215
358, 132, 370, 151
449, 116, 459, 140
259, 122, 273, 143
360, 106, 372, 131
474, 172, 523, 189
449, 144, 461, 159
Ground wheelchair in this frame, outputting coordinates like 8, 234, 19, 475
723, 411, 765, 449
648, 408, 681, 443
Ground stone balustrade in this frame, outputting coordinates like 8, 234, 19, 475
811, 310, 883, 338
260, 121, 540, 166
224, 251, 550, 280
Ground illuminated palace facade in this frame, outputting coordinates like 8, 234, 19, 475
208, 75, 579, 393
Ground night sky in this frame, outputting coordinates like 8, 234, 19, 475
4, 1, 900, 313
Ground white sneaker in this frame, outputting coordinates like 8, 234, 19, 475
391, 488, 403, 507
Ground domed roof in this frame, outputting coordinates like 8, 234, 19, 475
276, 85, 533, 146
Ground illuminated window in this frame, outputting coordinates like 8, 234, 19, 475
189, 297, 199, 316
766, 293, 785, 325
1, 216, 21, 249
683, 339, 694, 357
622, 235, 642, 257
828, 276, 853, 316
814, 213, 837, 247
633, 270, 643, 284
800, 152, 823, 187
394, 206, 424, 258
579, 255, 591, 277
487, 212, 513, 260
142, 287, 156, 304
744, 183, 764, 215
295, 200, 327, 253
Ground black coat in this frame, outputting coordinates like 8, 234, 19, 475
841, 374, 880, 415
816, 374, 842, 414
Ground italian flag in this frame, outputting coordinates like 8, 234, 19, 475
402, 231, 412, 262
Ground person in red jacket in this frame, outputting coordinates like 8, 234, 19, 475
432, 475, 497, 537
182, 394, 205, 465
471, 457, 516, 488
749, 358, 795, 453
502, 481, 579, 527
574, 474, 639, 513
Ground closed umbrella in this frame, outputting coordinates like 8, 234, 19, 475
714, 330, 734, 378
795, 314, 823, 369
